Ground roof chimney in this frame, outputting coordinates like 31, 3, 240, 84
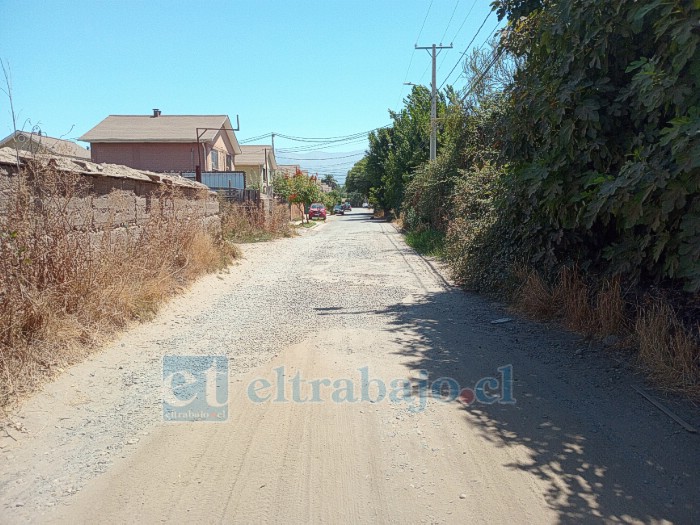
152, 108, 161, 117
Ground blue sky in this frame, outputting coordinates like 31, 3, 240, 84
0, 0, 500, 180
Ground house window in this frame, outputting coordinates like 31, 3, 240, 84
210, 150, 219, 171
226, 154, 232, 171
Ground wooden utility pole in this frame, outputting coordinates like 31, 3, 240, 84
415, 43, 452, 161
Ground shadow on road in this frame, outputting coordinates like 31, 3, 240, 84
374, 287, 699, 523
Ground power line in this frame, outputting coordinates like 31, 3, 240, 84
415, 0, 434, 45
459, 46, 505, 105
450, 0, 479, 44
239, 133, 272, 144
396, 0, 435, 112
241, 125, 388, 154
276, 137, 370, 154
439, 10, 492, 90
436, 0, 476, 76
454, 21, 500, 85
439, 1, 460, 44
307, 159, 362, 169
277, 152, 365, 161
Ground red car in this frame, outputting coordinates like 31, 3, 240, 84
308, 203, 327, 220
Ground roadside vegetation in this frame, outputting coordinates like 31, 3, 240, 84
221, 200, 293, 242
347, 0, 699, 394
403, 228, 445, 259
0, 162, 238, 408
274, 169, 345, 224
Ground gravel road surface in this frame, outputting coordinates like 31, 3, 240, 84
1, 209, 698, 523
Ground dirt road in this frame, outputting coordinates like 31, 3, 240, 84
1, 210, 698, 523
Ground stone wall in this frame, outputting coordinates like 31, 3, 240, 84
0, 147, 220, 235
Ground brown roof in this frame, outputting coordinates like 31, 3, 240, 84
236, 144, 278, 170
78, 114, 241, 154
0, 131, 91, 159
276, 164, 301, 175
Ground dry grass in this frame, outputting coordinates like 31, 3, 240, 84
595, 277, 628, 337
513, 268, 558, 318
221, 201, 293, 242
554, 267, 596, 332
636, 301, 700, 394
514, 266, 699, 394
0, 162, 236, 408
515, 267, 626, 336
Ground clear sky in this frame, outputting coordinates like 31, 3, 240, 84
0, 0, 501, 181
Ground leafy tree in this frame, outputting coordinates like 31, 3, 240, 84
493, 0, 700, 290
273, 169, 322, 223
321, 174, 339, 190
345, 158, 371, 199
365, 85, 444, 213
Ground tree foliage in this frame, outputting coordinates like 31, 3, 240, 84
493, 0, 700, 291
273, 169, 322, 223
364, 85, 451, 213
345, 158, 371, 199
363, 0, 700, 294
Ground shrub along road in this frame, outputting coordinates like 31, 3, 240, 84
1, 210, 698, 523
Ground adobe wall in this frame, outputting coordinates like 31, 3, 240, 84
0, 148, 220, 236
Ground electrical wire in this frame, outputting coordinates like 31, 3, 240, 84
396, 0, 435, 111
415, 0, 434, 45
458, 47, 504, 105
439, 10, 492, 90
239, 133, 272, 144
440, 0, 460, 44
277, 152, 365, 161
450, 0, 479, 44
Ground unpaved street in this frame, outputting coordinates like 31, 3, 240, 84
1, 210, 699, 523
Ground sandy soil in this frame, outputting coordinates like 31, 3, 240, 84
1, 210, 698, 524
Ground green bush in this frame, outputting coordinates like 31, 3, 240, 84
404, 228, 446, 258
445, 163, 521, 293
494, 0, 700, 291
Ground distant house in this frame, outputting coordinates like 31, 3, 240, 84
236, 144, 277, 192
0, 131, 90, 160
276, 164, 302, 177
78, 110, 242, 173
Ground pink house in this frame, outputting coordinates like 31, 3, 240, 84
79, 111, 242, 173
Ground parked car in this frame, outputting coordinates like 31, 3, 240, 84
333, 204, 344, 215
342, 202, 352, 211
308, 203, 327, 220
362, 202, 369, 208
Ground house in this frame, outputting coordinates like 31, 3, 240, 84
78, 110, 242, 173
236, 144, 278, 192
276, 164, 302, 177
0, 131, 90, 160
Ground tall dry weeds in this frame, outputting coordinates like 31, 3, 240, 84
513, 269, 557, 319
636, 301, 700, 394
513, 265, 698, 395
0, 162, 235, 407
221, 201, 293, 242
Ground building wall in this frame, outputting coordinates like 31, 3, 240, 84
237, 163, 263, 188
90, 142, 208, 172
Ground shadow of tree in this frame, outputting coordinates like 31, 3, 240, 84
372, 288, 699, 523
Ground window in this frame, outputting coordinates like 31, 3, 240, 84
226, 154, 232, 171
210, 150, 219, 171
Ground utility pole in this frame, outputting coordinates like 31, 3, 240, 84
415, 43, 452, 160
